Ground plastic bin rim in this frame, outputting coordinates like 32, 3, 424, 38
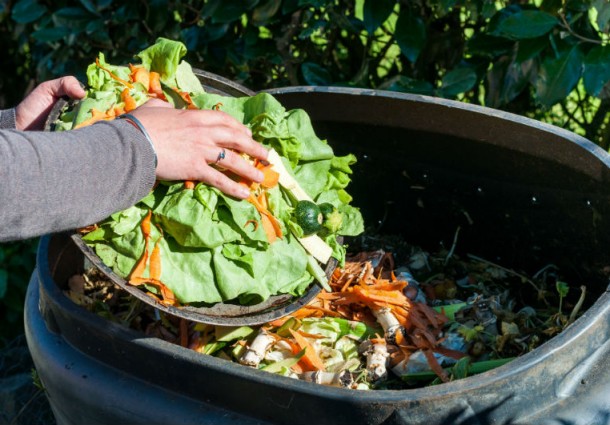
264, 85, 610, 170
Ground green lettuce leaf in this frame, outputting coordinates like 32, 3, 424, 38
337, 204, 365, 236
66, 38, 365, 306
136, 37, 187, 82
175, 61, 205, 94
86, 52, 131, 91
153, 187, 241, 248
285, 109, 333, 161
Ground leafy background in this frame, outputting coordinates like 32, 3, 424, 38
1, 0, 610, 345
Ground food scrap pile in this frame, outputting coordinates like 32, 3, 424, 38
58, 38, 364, 307
67, 235, 588, 390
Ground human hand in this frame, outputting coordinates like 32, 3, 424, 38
15, 76, 86, 131
131, 99, 269, 199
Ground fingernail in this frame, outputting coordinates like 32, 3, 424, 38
239, 187, 251, 199
256, 170, 264, 182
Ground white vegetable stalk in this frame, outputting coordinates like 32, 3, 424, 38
359, 340, 390, 382
264, 340, 294, 363
372, 307, 403, 344
299, 370, 355, 388
267, 148, 332, 264
239, 329, 276, 368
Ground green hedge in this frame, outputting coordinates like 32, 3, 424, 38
1, 0, 610, 344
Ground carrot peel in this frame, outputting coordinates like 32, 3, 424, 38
289, 329, 326, 372
95, 58, 133, 88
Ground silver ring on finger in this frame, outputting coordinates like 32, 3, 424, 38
214, 148, 226, 164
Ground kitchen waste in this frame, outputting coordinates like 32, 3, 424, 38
55, 37, 364, 307
58, 38, 589, 389
65, 232, 588, 389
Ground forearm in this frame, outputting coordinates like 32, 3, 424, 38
0, 120, 156, 241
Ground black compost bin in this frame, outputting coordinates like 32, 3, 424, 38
25, 86, 610, 425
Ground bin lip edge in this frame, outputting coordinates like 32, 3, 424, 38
35, 233, 610, 402
264, 85, 610, 170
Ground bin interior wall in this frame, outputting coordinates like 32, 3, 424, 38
270, 89, 610, 295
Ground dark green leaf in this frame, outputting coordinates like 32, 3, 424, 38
487, 4, 522, 33
182, 27, 201, 51
599, 81, 610, 100
78, 0, 100, 15
85, 18, 106, 35
381, 75, 435, 95
252, 0, 281, 24
515, 36, 548, 62
149, 0, 170, 33
204, 23, 230, 42
54, 6, 94, 20
97, 0, 113, 10
331, 11, 364, 33
88, 25, 111, 48
566, 0, 590, 12
395, 9, 426, 63
226, 44, 246, 67
486, 56, 535, 108
244, 33, 274, 59
540, 0, 562, 11
52, 7, 94, 34
201, 0, 222, 19
301, 62, 331, 85
31, 27, 72, 42
595, 0, 610, 32
282, 0, 300, 14
535, 46, 584, 107
440, 67, 478, 97
481, 0, 497, 19
439, 0, 458, 12
363, 0, 395, 34
11, 0, 47, 23
467, 33, 514, 57
350, 59, 370, 87
298, 20, 325, 39
298, 0, 330, 7
0, 270, 7, 299
584, 45, 610, 96
210, 0, 260, 24
493, 10, 558, 40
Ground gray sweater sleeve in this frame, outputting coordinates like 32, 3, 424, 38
0, 108, 16, 129
0, 114, 156, 241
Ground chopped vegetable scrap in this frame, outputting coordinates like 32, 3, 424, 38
66, 236, 591, 390
58, 38, 364, 306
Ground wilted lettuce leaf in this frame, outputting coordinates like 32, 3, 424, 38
71, 38, 365, 305
86, 52, 131, 91
136, 37, 187, 82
